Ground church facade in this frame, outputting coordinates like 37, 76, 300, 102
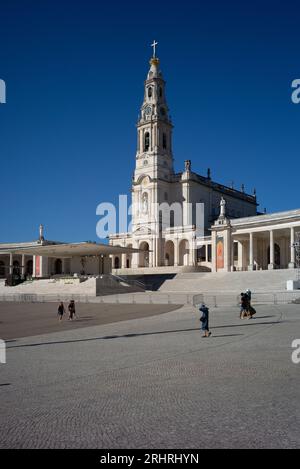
1, 47, 299, 279
109, 48, 300, 274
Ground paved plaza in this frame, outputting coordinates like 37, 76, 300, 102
0, 301, 299, 448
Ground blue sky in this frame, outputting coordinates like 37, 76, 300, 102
0, 0, 299, 242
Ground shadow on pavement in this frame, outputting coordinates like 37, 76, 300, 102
7, 317, 281, 349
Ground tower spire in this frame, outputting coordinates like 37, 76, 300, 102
134, 44, 174, 181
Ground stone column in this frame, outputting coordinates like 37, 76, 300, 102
21, 254, 25, 276
40, 256, 49, 277
121, 253, 127, 269
224, 228, 232, 272
248, 232, 254, 270
237, 241, 243, 271
205, 244, 208, 262
132, 241, 139, 269
268, 230, 274, 270
230, 241, 235, 271
189, 237, 197, 267
289, 227, 296, 268
174, 240, 179, 266
254, 237, 258, 270
211, 231, 217, 272
182, 181, 192, 227
9, 253, 13, 274
149, 239, 154, 268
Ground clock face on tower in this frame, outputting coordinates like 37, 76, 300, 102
145, 105, 152, 116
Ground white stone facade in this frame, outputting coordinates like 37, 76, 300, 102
211, 208, 300, 273
109, 53, 258, 272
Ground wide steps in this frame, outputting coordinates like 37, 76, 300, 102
159, 269, 298, 293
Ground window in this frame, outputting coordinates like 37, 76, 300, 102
144, 132, 150, 151
170, 211, 175, 228
163, 133, 167, 149
159, 87, 162, 97
148, 87, 152, 98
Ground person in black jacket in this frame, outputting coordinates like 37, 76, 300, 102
68, 299, 76, 320
199, 304, 211, 338
240, 293, 249, 319
57, 302, 65, 321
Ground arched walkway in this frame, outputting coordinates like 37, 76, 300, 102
139, 241, 150, 267
179, 239, 189, 266
114, 256, 120, 269
164, 240, 175, 266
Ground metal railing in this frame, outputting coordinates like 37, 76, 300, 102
110, 274, 146, 290
0, 291, 299, 306
192, 291, 300, 308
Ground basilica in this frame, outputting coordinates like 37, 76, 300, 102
109, 47, 300, 274
0, 46, 300, 280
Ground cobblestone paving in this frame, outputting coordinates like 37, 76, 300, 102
0, 303, 299, 448
0, 302, 180, 340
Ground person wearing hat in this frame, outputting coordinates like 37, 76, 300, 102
199, 303, 211, 337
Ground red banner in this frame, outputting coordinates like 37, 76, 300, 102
216, 238, 224, 270
35, 256, 40, 277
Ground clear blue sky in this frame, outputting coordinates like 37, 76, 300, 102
0, 0, 299, 243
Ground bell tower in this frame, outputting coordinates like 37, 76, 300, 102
130, 42, 175, 267
134, 42, 174, 182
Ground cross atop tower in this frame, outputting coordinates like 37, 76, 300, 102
151, 40, 158, 58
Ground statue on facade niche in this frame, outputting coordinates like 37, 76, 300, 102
220, 197, 226, 218
184, 160, 191, 172
39, 224, 44, 242
142, 193, 148, 214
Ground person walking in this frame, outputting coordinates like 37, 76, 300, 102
68, 299, 76, 320
199, 303, 211, 337
245, 289, 256, 319
57, 302, 65, 321
245, 288, 252, 302
240, 293, 249, 319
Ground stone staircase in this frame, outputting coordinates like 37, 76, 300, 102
159, 269, 299, 294
0, 275, 144, 298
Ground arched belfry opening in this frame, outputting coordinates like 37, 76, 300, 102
144, 132, 150, 152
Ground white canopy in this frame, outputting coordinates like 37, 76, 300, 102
1, 242, 142, 258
